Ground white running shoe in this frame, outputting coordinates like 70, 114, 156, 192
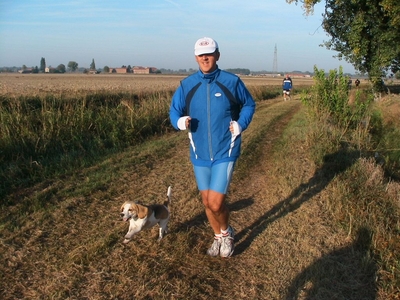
220, 226, 235, 258
206, 236, 221, 257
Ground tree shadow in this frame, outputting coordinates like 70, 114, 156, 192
234, 148, 360, 255
386, 84, 400, 95
285, 227, 377, 299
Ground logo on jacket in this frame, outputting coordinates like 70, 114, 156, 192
215, 93, 222, 97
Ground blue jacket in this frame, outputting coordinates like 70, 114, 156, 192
282, 77, 293, 90
169, 68, 256, 167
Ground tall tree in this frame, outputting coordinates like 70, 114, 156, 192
287, 0, 400, 92
90, 58, 96, 70
40, 57, 46, 73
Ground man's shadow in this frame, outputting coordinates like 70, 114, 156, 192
234, 148, 360, 254
285, 227, 377, 299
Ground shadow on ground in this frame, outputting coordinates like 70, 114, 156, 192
234, 149, 360, 254
285, 226, 377, 299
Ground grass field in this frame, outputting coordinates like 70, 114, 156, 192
0, 73, 398, 299
0, 73, 315, 96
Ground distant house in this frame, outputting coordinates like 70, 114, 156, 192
110, 67, 128, 74
132, 66, 158, 74
287, 73, 312, 78
18, 68, 33, 74
109, 66, 158, 74
45, 67, 56, 73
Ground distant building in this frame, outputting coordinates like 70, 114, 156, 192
287, 73, 311, 78
132, 66, 158, 74
45, 67, 56, 73
18, 68, 33, 74
110, 67, 129, 74
109, 66, 158, 74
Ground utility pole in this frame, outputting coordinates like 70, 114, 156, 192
272, 44, 278, 74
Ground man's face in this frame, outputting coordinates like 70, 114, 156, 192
195, 51, 220, 74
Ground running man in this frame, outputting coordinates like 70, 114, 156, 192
282, 74, 293, 101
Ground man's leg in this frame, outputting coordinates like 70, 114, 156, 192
201, 189, 229, 234
202, 190, 234, 257
194, 162, 235, 257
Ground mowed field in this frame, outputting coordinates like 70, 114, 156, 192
0, 73, 314, 96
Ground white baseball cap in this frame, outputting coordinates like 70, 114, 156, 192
194, 37, 219, 56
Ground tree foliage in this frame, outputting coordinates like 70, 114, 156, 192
40, 57, 46, 73
67, 61, 78, 72
90, 58, 96, 70
56, 64, 66, 73
287, 0, 400, 91
224, 68, 251, 75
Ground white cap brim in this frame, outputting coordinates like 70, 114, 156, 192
195, 47, 216, 56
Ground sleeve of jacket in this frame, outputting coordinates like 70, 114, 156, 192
236, 79, 256, 131
169, 85, 186, 130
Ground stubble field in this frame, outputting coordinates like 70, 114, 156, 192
0, 73, 314, 96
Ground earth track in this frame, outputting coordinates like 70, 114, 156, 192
0, 98, 367, 299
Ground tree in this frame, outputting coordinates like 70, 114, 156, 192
103, 66, 110, 73
67, 61, 78, 72
287, 0, 400, 93
90, 58, 96, 70
56, 64, 66, 73
40, 57, 46, 73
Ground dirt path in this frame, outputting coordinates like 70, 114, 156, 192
0, 97, 372, 299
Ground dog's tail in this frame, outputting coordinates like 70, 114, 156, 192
164, 186, 172, 207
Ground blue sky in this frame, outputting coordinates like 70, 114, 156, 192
0, 0, 357, 73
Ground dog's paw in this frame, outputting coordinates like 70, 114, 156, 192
123, 238, 131, 244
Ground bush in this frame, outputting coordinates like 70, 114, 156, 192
301, 66, 375, 159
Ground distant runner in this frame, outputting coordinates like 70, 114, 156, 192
282, 74, 293, 101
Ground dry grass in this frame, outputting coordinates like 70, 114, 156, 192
0, 74, 184, 96
0, 73, 313, 97
0, 75, 398, 299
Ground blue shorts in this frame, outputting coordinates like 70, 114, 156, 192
193, 161, 235, 194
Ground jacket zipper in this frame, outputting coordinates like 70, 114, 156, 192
207, 83, 213, 161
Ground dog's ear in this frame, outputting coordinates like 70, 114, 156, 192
137, 205, 149, 219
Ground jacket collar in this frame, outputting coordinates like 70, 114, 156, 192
198, 66, 220, 83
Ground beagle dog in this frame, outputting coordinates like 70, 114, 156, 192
120, 186, 171, 244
